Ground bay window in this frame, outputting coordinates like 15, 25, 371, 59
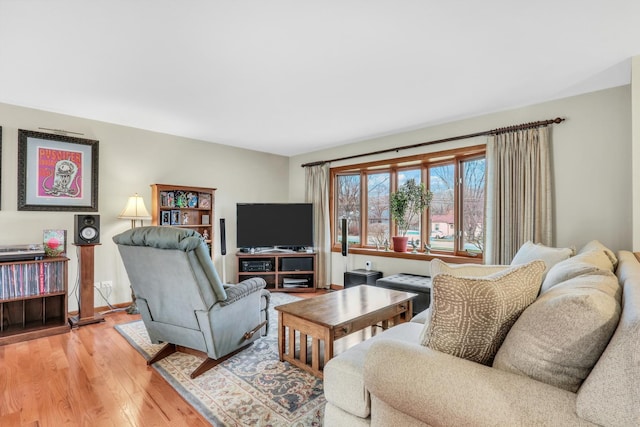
330, 145, 485, 259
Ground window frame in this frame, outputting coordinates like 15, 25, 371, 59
330, 144, 486, 263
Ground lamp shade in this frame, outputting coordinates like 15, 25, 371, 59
118, 194, 151, 220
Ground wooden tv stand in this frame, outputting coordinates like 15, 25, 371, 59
236, 252, 316, 292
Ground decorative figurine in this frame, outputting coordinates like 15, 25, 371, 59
182, 212, 189, 224
424, 243, 431, 254
202, 229, 209, 240
383, 238, 390, 252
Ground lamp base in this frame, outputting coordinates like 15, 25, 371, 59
126, 286, 139, 315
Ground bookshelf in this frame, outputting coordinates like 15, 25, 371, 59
150, 184, 216, 259
0, 256, 70, 345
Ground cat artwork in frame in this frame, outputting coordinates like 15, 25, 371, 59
17, 129, 99, 211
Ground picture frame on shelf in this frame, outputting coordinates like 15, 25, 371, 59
198, 193, 211, 209
186, 192, 198, 208
170, 210, 181, 225
43, 229, 67, 257
161, 211, 171, 225
17, 129, 99, 211
160, 191, 170, 207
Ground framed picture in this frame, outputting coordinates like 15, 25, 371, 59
17, 130, 99, 211
161, 211, 171, 225
170, 210, 181, 225
198, 193, 211, 209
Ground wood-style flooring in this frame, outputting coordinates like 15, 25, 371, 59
0, 291, 324, 427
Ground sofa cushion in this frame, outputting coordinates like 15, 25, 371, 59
493, 271, 622, 392
510, 241, 573, 279
540, 249, 614, 293
578, 239, 618, 269
323, 322, 424, 419
419, 260, 545, 366
576, 250, 640, 426
430, 258, 510, 278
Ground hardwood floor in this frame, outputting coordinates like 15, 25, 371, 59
0, 291, 326, 427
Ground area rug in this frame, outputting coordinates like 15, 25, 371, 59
115, 292, 325, 426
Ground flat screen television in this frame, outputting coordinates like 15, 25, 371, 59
236, 203, 314, 250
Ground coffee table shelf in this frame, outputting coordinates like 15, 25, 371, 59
275, 285, 417, 378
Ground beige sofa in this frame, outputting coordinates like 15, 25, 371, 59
323, 246, 640, 426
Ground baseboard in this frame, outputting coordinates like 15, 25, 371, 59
68, 302, 131, 317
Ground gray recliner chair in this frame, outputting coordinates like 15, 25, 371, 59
113, 226, 270, 378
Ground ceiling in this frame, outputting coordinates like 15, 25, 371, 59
0, 1, 638, 156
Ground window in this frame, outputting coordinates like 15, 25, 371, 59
366, 172, 390, 247
330, 145, 485, 259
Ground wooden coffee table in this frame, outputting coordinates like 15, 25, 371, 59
275, 285, 417, 378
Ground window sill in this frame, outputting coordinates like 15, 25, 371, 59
332, 247, 483, 264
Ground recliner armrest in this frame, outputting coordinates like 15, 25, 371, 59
364, 340, 586, 426
220, 278, 266, 306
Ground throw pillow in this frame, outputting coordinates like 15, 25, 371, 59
493, 271, 622, 392
578, 240, 618, 269
430, 258, 510, 278
511, 241, 573, 279
419, 260, 545, 366
540, 250, 614, 293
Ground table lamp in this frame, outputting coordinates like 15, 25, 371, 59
118, 193, 152, 314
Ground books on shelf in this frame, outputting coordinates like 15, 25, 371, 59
0, 260, 65, 300
43, 229, 67, 257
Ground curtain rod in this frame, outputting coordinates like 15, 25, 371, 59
301, 117, 565, 168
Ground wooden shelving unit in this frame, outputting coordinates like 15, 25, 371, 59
236, 252, 317, 292
0, 256, 70, 345
150, 184, 216, 259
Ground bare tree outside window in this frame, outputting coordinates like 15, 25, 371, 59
367, 172, 390, 246
336, 174, 361, 244
429, 165, 455, 251
462, 158, 485, 253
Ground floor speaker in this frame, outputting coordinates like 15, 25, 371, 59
220, 218, 227, 256
74, 214, 100, 245
341, 218, 348, 256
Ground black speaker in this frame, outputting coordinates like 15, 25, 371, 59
220, 218, 227, 256
341, 218, 348, 256
74, 214, 100, 245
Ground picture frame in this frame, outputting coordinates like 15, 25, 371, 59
161, 210, 171, 225
170, 210, 181, 225
17, 129, 99, 211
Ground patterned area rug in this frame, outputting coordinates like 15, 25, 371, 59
115, 292, 325, 426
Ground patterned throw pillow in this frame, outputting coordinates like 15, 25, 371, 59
420, 260, 545, 366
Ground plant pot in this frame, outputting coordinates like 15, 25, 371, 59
392, 236, 409, 253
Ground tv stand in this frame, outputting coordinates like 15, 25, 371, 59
236, 252, 316, 292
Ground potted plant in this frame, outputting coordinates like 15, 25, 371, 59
389, 178, 433, 252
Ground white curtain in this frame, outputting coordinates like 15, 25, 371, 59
484, 127, 552, 264
305, 164, 331, 289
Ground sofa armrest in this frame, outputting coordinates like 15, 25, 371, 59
220, 278, 266, 306
364, 340, 590, 426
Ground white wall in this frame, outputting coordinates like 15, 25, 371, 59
0, 102, 290, 312
290, 85, 632, 286
633, 55, 640, 251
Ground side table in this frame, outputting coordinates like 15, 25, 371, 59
344, 269, 383, 288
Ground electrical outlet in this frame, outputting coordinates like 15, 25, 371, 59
101, 280, 113, 290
